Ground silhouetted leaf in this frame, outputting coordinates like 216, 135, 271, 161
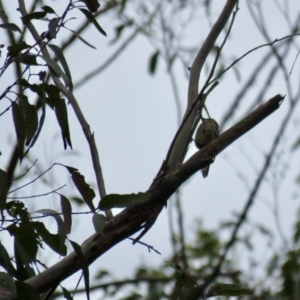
16, 280, 40, 300
22, 11, 47, 24
71, 171, 95, 211
60, 195, 72, 234
7, 41, 31, 58
12, 102, 26, 161
42, 5, 57, 15
62, 286, 73, 300
48, 44, 73, 91
39, 55, 70, 86
43, 83, 61, 108
99, 192, 148, 210
14, 239, 35, 280
65, 28, 96, 49
92, 213, 106, 234
0, 272, 16, 296
53, 97, 72, 149
149, 50, 160, 75
71, 196, 85, 206
70, 240, 90, 300
81, 0, 100, 12
19, 96, 38, 146
31, 221, 67, 256
7, 224, 38, 263
79, 9, 106, 36
0, 169, 7, 213
206, 283, 252, 298
0, 242, 15, 276
0, 23, 22, 33
33, 209, 66, 239
16, 54, 39, 66
56, 164, 95, 210
110, 21, 133, 44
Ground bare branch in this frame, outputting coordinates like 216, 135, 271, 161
1, 95, 283, 299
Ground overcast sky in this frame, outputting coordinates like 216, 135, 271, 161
1, 0, 300, 298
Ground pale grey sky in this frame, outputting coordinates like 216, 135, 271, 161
1, 0, 300, 298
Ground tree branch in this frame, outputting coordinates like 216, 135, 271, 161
3, 94, 283, 299
167, 0, 238, 169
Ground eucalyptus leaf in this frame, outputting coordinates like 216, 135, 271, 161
0, 23, 22, 33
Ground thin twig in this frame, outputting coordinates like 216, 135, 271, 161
7, 184, 66, 199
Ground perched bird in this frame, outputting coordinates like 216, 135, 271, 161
195, 118, 219, 178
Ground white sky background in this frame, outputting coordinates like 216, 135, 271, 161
1, 0, 300, 298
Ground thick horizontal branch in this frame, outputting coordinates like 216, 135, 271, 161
4, 94, 284, 299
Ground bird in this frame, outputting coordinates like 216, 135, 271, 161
195, 118, 219, 178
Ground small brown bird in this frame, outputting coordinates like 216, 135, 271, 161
195, 118, 219, 178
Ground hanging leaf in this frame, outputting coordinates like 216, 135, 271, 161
39, 55, 70, 87
58, 164, 95, 211
0, 272, 16, 296
0, 23, 22, 33
12, 102, 26, 161
69, 240, 90, 300
7, 41, 31, 58
71, 171, 95, 211
43, 83, 61, 108
19, 96, 38, 146
81, 0, 100, 13
60, 194, 72, 234
92, 213, 106, 234
0, 242, 16, 276
53, 97, 72, 149
41, 5, 57, 15
48, 44, 73, 91
48, 17, 60, 38
148, 50, 160, 75
7, 224, 38, 264
62, 287, 73, 300
64, 27, 96, 49
110, 21, 133, 44
31, 221, 67, 256
16, 54, 39, 66
14, 239, 35, 280
98, 192, 148, 210
33, 209, 67, 239
206, 283, 252, 298
16, 280, 40, 300
79, 9, 107, 36
22, 11, 48, 24
0, 169, 7, 214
